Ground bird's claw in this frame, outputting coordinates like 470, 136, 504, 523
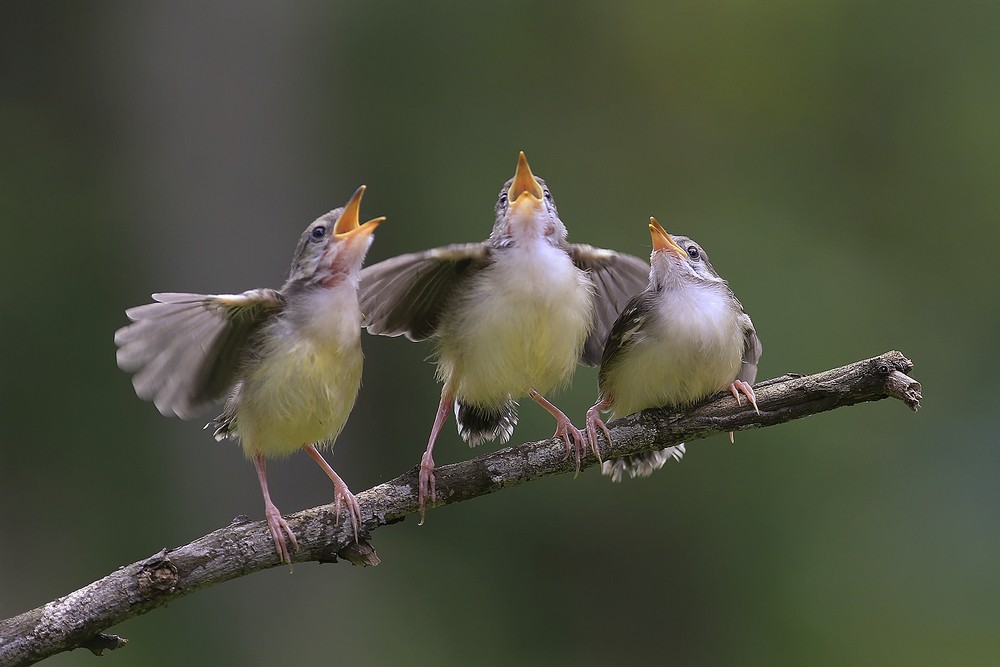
554, 418, 593, 477
332, 482, 362, 543
584, 409, 612, 471
264, 503, 298, 565
729, 380, 760, 415
418, 451, 436, 526
728, 380, 760, 443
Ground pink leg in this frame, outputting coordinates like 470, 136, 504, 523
584, 396, 614, 472
304, 444, 361, 543
529, 389, 595, 474
728, 379, 760, 442
419, 392, 454, 525
253, 453, 298, 565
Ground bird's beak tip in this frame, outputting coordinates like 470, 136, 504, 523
648, 217, 685, 257
365, 216, 386, 230
509, 151, 544, 201
334, 186, 369, 235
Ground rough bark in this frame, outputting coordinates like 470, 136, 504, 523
0, 350, 920, 667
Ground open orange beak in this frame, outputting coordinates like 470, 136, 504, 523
648, 217, 686, 259
334, 185, 386, 240
507, 151, 545, 205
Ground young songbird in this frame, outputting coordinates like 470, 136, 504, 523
115, 186, 384, 563
586, 217, 762, 482
359, 152, 649, 519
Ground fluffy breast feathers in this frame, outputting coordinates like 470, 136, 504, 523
231, 283, 364, 457
603, 281, 744, 417
436, 240, 594, 405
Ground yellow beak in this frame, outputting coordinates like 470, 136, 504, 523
508, 151, 544, 203
648, 217, 686, 259
335, 185, 386, 239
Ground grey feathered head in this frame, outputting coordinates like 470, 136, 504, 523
489, 151, 567, 247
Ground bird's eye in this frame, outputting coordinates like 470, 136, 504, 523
499, 192, 509, 206
543, 189, 552, 201
686, 246, 700, 260
311, 226, 327, 240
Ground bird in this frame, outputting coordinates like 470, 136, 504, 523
585, 217, 762, 482
114, 186, 385, 564
359, 151, 650, 520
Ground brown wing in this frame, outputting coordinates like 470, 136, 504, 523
359, 243, 492, 341
595, 289, 657, 391
568, 244, 650, 366
737, 312, 762, 384
114, 289, 283, 419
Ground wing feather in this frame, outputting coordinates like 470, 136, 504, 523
595, 290, 657, 390
568, 245, 650, 366
359, 243, 491, 341
738, 313, 762, 384
114, 289, 283, 418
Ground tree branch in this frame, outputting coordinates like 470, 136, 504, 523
0, 350, 920, 667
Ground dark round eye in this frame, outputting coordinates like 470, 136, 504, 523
543, 189, 552, 201
499, 192, 509, 206
686, 246, 700, 260
311, 225, 327, 240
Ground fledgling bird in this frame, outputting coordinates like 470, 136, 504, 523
359, 152, 649, 519
586, 217, 762, 481
114, 186, 385, 564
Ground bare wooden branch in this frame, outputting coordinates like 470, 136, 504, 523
0, 350, 919, 667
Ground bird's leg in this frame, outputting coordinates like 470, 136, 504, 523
304, 444, 361, 543
728, 379, 760, 442
419, 392, 454, 525
585, 396, 614, 470
529, 389, 593, 474
253, 453, 298, 565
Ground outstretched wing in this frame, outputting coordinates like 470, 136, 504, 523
359, 243, 492, 341
114, 289, 283, 419
568, 244, 650, 366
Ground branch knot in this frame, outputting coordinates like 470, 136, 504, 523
137, 551, 179, 599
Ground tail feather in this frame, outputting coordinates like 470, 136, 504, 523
455, 399, 518, 447
206, 385, 241, 441
207, 412, 236, 441
601, 444, 686, 482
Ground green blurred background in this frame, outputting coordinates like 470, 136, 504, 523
2, 2, 997, 665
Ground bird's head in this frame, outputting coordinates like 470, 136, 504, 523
287, 185, 385, 289
490, 151, 567, 246
648, 217, 723, 289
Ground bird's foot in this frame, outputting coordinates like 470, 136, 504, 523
254, 454, 298, 565
302, 444, 362, 543
529, 388, 596, 476
728, 379, 759, 442
332, 480, 362, 543
585, 407, 613, 468
418, 451, 436, 526
584, 397, 614, 466
729, 379, 759, 414
554, 417, 592, 477
263, 502, 298, 565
